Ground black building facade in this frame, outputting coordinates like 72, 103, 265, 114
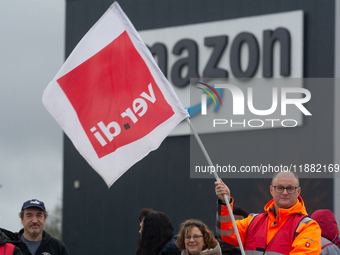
63, 1, 335, 254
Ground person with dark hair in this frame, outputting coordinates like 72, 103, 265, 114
0, 199, 69, 255
311, 209, 340, 255
177, 219, 221, 255
232, 206, 248, 221
0, 229, 22, 255
216, 206, 248, 255
215, 171, 322, 254
136, 208, 180, 255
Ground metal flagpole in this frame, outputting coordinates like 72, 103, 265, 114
185, 117, 246, 255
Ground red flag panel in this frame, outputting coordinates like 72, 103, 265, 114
57, 31, 174, 158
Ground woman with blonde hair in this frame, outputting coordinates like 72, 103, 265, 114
177, 219, 221, 255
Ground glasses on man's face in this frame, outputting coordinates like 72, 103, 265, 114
272, 185, 299, 194
185, 235, 203, 241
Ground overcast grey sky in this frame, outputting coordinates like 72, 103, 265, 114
0, 0, 65, 231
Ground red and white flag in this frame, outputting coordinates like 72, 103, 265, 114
43, 2, 189, 187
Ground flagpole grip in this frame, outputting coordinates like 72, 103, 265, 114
185, 118, 246, 255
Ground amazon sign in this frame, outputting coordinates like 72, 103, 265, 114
139, 10, 304, 135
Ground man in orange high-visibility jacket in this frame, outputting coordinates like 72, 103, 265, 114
215, 171, 321, 255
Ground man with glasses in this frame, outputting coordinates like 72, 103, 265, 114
215, 171, 321, 254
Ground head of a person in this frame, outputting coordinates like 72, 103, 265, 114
233, 206, 249, 220
136, 208, 174, 255
270, 171, 301, 211
177, 219, 217, 255
19, 199, 48, 240
138, 208, 151, 235
311, 209, 340, 245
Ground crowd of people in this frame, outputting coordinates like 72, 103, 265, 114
137, 171, 340, 255
1, 171, 340, 255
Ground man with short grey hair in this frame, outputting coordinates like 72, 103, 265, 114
1, 199, 69, 255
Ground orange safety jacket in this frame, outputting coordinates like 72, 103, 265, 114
216, 196, 321, 255
245, 212, 312, 254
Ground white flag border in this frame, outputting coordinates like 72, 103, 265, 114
43, 2, 189, 187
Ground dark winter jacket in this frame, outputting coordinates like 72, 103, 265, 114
216, 237, 241, 255
0, 228, 69, 255
158, 236, 181, 255
0, 229, 22, 255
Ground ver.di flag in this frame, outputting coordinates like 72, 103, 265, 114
42, 2, 189, 187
